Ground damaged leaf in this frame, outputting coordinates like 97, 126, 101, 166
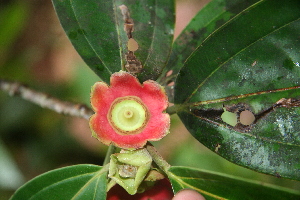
52, 0, 175, 83
174, 0, 300, 180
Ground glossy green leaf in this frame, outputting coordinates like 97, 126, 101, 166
158, 0, 260, 91
174, 0, 300, 180
159, 0, 260, 103
52, 0, 175, 83
168, 166, 300, 200
10, 164, 107, 200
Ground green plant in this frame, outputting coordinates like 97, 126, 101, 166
2, 0, 300, 199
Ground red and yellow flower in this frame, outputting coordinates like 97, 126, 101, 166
89, 71, 170, 149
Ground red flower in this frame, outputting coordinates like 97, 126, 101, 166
89, 71, 170, 149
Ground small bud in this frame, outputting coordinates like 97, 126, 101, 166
108, 148, 152, 195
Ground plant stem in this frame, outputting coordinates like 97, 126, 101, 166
166, 104, 187, 115
103, 145, 116, 165
106, 179, 117, 192
0, 79, 94, 119
146, 143, 171, 173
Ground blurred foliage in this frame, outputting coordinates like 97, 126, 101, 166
0, 0, 300, 199
0, 0, 105, 198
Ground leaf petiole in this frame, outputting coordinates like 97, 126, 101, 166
146, 143, 171, 173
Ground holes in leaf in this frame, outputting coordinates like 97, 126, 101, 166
193, 103, 256, 133
215, 143, 221, 153
221, 103, 256, 130
192, 98, 300, 133
240, 110, 255, 125
221, 109, 238, 127
166, 70, 173, 77
127, 38, 139, 52
167, 80, 174, 86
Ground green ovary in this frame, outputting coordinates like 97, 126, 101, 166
111, 100, 147, 132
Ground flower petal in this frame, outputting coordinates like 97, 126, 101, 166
141, 80, 169, 113
110, 71, 143, 97
89, 113, 114, 146
90, 82, 110, 111
89, 71, 170, 149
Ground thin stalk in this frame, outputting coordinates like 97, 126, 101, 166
146, 143, 171, 173
166, 104, 187, 115
103, 145, 116, 165
0, 79, 94, 119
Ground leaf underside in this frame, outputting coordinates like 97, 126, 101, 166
174, 0, 300, 180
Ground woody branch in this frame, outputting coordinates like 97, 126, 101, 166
0, 79, 94, 120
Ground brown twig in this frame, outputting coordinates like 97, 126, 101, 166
0, 79, 94, 120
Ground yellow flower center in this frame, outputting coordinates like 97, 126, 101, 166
108, 96, 149, 135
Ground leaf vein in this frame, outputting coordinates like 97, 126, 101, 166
184, 11, 300, 104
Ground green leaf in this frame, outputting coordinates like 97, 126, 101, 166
52, 0, 175, 83
0, 140, 24, 190
168, 166, 300, 200
10, 164, 108, 200
174, 0, 300, 180
158, 0, 260, 90
159, 0, 261, 103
